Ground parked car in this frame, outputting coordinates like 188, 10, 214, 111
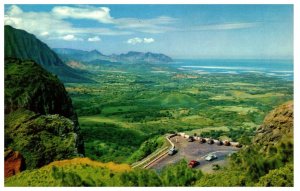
168, 148, 177, 156
217, 140, 223, 146
205, 154, 218, 161
224, 140, 231, 146
207, 138, 214, 144
188, 160, 199, 168
199, 138, 206, 144
187, 136, 194, 142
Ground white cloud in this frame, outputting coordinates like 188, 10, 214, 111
127, 37, 143, 45
188, 22, 260, 31
52, 6, 114, 24
88, 36, 101, 42
143, 38, 155, 43
61, 34, 83, 41
4, 4, 177, 41
4, 5, 131, 42
127, 37, 155, 45
40, 31, 49, 36
115, 16, 177, 33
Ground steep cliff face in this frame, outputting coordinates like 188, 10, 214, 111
253, 101, 293, 148
5, 58, 84, 171
5, 58, 76, 119
5, 25, 91, 83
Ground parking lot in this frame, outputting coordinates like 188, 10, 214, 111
149, 135, 240, 173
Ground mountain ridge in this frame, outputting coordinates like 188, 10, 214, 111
4, 25, 91, 83
53, 48, 173, 64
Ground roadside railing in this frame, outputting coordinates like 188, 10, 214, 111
131, 134, 176, 169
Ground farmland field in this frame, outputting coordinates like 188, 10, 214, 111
65, 59, 293, 164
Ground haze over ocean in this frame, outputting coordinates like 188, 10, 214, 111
172, 59, 293, 81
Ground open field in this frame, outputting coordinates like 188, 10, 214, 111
67, 61, 293, 164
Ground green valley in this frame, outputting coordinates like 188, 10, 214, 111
3, 3, 295, 187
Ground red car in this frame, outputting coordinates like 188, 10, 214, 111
188, 160, 199, 168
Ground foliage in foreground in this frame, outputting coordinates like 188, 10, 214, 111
5, 109, 80, 169
196, 140, 293, 186
5, 159, 202, 187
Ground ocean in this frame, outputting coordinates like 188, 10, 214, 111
171, 59, 294, 81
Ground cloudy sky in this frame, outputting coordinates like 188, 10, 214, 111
4, 4, 293, 59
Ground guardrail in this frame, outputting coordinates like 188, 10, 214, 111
131, 134, 176, 169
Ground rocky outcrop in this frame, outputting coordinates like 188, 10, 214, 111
5, 149, 25, 178
253, 101, 293, 148
5, 109, 81, 169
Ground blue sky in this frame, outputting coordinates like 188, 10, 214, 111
4, 4, 293, 59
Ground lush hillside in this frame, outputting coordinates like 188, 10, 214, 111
5, 109, 81, 169
254, 101, 293, 148
53, 48, 112, 63
5, 58, 77, 119
196, 101, 294, 186
5, 58, 84, 171
4, 25, 91, 83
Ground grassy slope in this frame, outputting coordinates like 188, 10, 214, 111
5, 158, 131, 186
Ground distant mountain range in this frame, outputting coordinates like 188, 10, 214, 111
5, 25, 173, 82
5, 25, 91, 83
53, 48, 173, 64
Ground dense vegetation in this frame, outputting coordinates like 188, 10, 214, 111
5, 140, 293, 186
5, 58, 76, 119
5, 159, 202, 187
64, 56, 293, 163
5, 25, 91, 82
4, 26, 293, 186
5, 109, 79, 169
196, 141, 293, 186
4, 58, 84, 170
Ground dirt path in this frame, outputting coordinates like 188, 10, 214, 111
149, 135, 240, 173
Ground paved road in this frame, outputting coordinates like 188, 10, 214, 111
149, 135, 240, 173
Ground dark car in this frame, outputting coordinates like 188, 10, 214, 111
188, 160, 199, 168
187, 136, 194, 142
217, 140, 223, 146
224, 140, 231, 146
199, 138, 206, 144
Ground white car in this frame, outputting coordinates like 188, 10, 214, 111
168, 148, 177, 155
205, 154, 217, 161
